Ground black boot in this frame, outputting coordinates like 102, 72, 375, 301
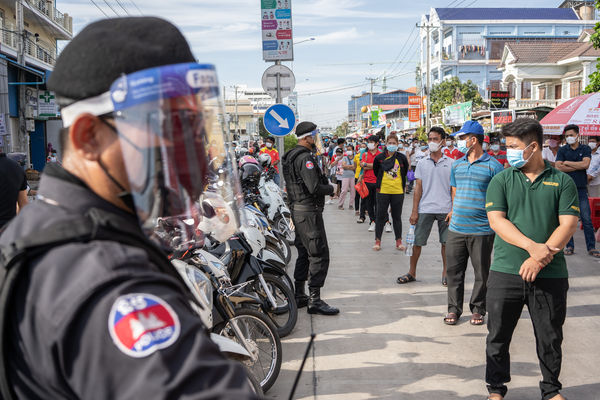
294, 281, 308, 308
307, 287, 339, 315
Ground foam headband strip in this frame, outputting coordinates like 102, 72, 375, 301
60, 91, 114, 127
297, 130, 316, 139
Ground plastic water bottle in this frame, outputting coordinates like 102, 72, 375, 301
405, 224, 415, 256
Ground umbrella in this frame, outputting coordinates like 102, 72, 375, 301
540, 92, 600, 136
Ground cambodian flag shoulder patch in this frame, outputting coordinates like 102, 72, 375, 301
305, 161, 314, 169
108, 293, 180, 358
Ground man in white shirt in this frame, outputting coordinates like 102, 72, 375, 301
542, 134, 561, 166
587, 136, 600, 197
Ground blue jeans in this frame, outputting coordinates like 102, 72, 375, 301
273, 172, 280, 186
567, 188, 596, 251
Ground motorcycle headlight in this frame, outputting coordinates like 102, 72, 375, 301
172, 259, 213, 312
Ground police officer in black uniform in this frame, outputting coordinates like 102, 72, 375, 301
0, 18, 257, 399
282, 122, 339, 316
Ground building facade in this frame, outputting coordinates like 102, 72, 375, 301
0, 0, 73, 170
419, 5, 596, 100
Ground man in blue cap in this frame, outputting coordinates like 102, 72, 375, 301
444, 120, 504, 326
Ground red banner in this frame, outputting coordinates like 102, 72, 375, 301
408, 96, 421, 122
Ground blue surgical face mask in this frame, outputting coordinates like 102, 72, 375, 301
506, 143, 533, 168
420, 145, 428, 151
386, 144, 398, 152
456, 139, 469, 154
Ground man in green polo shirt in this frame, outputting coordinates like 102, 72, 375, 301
484, 118, 579, 400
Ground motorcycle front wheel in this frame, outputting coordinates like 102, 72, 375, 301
253, 273, 297, 338
214, 308, 282, 392
273, 231, 292, 265
275, 215, 295, 245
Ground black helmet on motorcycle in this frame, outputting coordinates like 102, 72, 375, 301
258, 153, 272, 168
239, 161, 262, 186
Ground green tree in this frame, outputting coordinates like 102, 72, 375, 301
284, 134, 297, 152
335, 121, 349, 137
257, 116, 270, 140
429, 77, 483, 115
584, 0, 600, 94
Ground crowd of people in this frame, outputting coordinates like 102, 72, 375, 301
317, 118, 596, 400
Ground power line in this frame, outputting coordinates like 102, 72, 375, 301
128, 0, 143, 14
89, 0, 110, 17
102, 0, 121, 16
377, 25, 418, 80
114, 0, 131, 15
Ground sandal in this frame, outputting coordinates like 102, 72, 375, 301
442, 277, 447, 287
444, 313, 458, 325
373, 240, 381, 251
589, 249, 600, 258
564, 247, 574, 255
470, 313, 484, 326
396, 239, 406, 251
396, 273, 415, 284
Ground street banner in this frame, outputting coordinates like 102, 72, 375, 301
491, 109, 515, 132
408, 96, 421, 122
490, 90, 509, 109
443, 101, 472, 126
261, 0, 293, 61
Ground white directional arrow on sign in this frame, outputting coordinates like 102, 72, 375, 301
269, 109, 289, 129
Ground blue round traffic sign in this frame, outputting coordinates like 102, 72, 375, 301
263, 104, 296, 137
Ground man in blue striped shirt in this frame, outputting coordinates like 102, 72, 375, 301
444, 121, 504, 326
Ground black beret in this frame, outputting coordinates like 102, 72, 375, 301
48, 17, 195, 104
296, 121, 317, 137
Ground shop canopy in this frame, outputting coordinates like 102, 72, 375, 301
540, 92, 600, 136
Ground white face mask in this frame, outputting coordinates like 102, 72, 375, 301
346, 150, 353, 156
266, 142, 273, 148
367, 143, 376, 150
482, 143, 489, 151
566, 136, 577, 145
490, 144, 500, 152
590, 142, 598, 150
428, 142, 441, 153
446, 140, 452, 147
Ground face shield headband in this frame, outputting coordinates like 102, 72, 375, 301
298, 129, 324, 155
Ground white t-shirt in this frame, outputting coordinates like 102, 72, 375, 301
587, 152, 600, 186
412, 148, 428, 166
542, 147, 558, 163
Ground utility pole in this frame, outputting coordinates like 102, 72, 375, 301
233, 85, 239, 139
16, 0, 28, 164
274, 60, 284, 188
382, 75, 387, 93
416, 22, 433, 131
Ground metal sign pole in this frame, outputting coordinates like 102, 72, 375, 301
274, 60, 285, 188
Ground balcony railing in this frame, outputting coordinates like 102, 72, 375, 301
1, 21, 56, 66
510, 99, 564, 109
24, 0, 72, 34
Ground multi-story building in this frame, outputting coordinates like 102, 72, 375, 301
347, 89, 414, 122
419, 3, 596, 100
224, 85, 276, 138
0, 0, 73, 170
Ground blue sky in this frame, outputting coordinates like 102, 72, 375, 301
57, 0, 568, 128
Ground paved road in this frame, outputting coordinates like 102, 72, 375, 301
268, 193, 600, 400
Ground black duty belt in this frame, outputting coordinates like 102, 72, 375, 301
291, 204, 319, 212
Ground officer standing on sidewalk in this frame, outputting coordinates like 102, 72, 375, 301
282, 121, 339, 315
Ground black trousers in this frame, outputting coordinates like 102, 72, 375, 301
486, 271, 568, 400
446, 231, 495, 317
364, 182, 378, 223
375, 193, 404, 240
291, 209, 330, 288
354, 178, 361, 210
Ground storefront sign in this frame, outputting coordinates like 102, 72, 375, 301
408, 96, 421, 122
443, 101, 472, 126
490, 90, 509, 109
261, 0, 293, 61
38, 90, 58, 118
492, 109, 515, 131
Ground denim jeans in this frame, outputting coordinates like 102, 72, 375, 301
567, 188, 596, 251
273, 172, 280, 186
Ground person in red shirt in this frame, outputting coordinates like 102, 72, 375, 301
488, 136, 508, 168
444, 137, 464, 160
260, 136, 281, 184
357, 135, 382, 230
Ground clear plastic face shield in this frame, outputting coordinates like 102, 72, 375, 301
304, 129, 324, 155
108, 63, 242, 250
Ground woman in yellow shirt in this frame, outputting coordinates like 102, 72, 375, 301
353, 143, 366, 217
371, 134, 409, 251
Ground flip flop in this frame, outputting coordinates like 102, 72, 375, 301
444, 313, 458, 325
396, 273, 415, 284
564, 247, 574, 256
470, 313, 484, 326
442, 277, 447, 287
589, 249, 600, 258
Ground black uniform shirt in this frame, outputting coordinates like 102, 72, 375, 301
0, 165, 256, 399
0, 153, 27, 227
282, 146, 333, 208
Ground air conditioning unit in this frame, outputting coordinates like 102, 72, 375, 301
26, 119, 35, 132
